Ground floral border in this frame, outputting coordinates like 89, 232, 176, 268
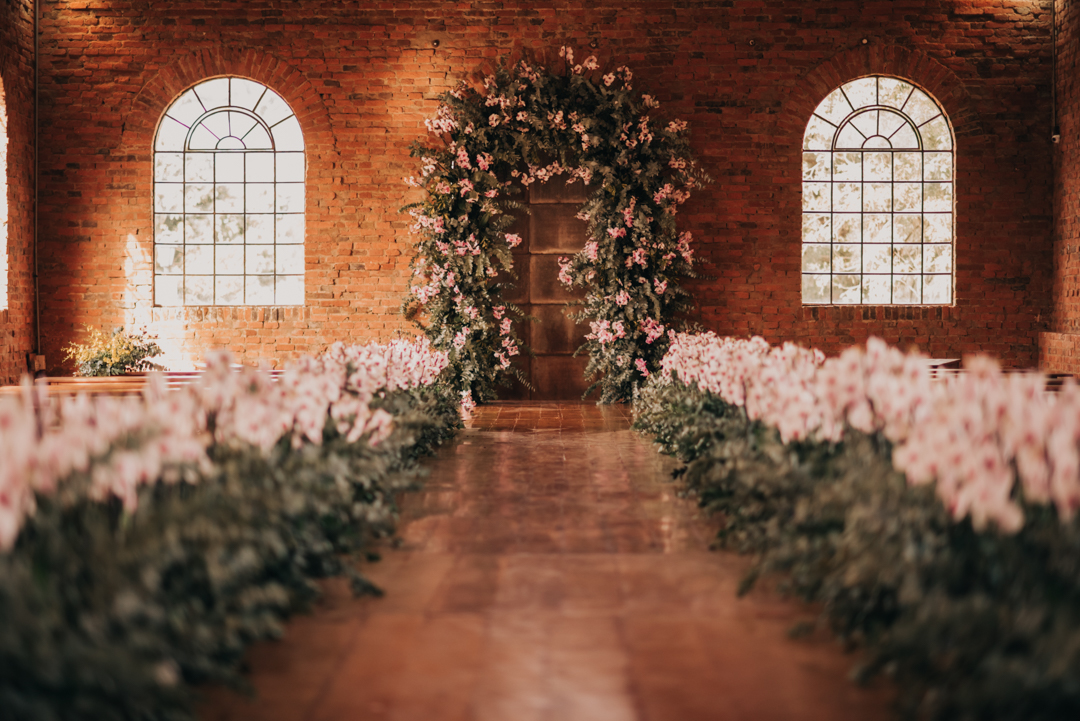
402, 47, 709, 404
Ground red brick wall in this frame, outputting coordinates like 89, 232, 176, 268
36, 0, 1055, 374
0, 0, 36, 385
1045, 0, 1080, 373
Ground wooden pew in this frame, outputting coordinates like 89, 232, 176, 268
0, 368, 285, 399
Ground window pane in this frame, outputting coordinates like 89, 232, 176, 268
863, 183, 891, 212
921, 116, 952, 150
271, 115, 304, 151
802, 214, 830, 244
185, 245, 213, 274
814, 90, 853, 126
878, 78, 912, 109
155, 214, 184, 244
276, 214, 304, 244
185, 183, 214, 213
833, 244, 860, 273
155, 184, 183, 213
893, 275, 921, 304
904, 89, 940, 125
246, 275, 275, 305
155, 117, 188, 151
247, 214, 275, 244
185, 276, 214, 305
863, 152, 891, 182
803, 182, 829, 212
276, 245, 304, 274
165, 90, 204, 127
842, 78, 876, 109
802, 244, 831, 273
833, 183, 860, 212
864, 244, 891, 273
924, 214, 952, 244
924, 153, 952, 181
155, 245, 184, 275
834, 152, 861, 181
803, 115, 835, 150
924, 245, 953, 273
802, 152, 830, 181
832, 274, 861, 304
247, 246, 275, 275
156, 275, 184, 306
276, 275, 304, 305
216, 276, 244, 305
185, 154, 214, 182
216, 214, 245, 244
194, 77, 230, 111
895, 215, 922, 244
185, 214, 213, 244
862, 275, 891, 304
865, 214, 891, 244
255, 90, 293, 127
833, 215, 859, 244
924, 182, 952, 212
155, 153, 183, 182
894, 184, 922, 212
802, 274, 831, 304
247, 152, 274, 180
246, 184, 275, 213
277, 184, 304, 213
231, 78, 266, 111
924, 275, 951, 304
216, 245, 244, 274
216, 152, 245, 183
893, 245, 921, 274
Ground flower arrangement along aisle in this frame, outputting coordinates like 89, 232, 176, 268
0, 338, 458, 721
402, 47, 709, 404
634, 333, 1080, 720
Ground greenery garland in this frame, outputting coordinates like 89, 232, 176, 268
402, 47, 709, 404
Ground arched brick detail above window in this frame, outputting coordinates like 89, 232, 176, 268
119, 48, 336, 160
780, 44, 978, 148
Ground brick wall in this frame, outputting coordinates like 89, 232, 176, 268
1045, 0, 1080, 373
35, 0, 1055, 374
0, 0, 36, 385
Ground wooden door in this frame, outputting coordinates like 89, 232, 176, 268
501, 179, 595, 401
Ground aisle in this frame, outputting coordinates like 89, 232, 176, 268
202, 402, 890, 721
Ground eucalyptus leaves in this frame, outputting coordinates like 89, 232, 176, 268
403, 47, 708, 403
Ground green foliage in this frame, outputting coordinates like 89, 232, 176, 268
634, 377, 1080, 720
64, 326, 164, 377
0, 386, 459, 721
402, 51, 708, 404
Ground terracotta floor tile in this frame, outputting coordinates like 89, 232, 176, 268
199, 402, 891, 721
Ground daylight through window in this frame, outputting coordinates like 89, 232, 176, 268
801, 76, 954, 305
153, 77, 305, 306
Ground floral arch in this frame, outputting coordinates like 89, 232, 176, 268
402, 49, 707, 404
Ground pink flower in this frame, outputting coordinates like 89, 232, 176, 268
635, 358, 650, 377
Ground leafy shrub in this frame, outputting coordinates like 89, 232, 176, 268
0, 343, 460, 721
635, 375, 1080, 721
63, 326, 164, 376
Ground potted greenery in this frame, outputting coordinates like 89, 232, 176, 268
63, 326, 164, 376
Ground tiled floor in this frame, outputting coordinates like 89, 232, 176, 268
200, 402, 891, 721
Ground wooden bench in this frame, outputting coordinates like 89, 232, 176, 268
0, 368, 285, 399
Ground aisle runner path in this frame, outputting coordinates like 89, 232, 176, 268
203, 402, 889, 721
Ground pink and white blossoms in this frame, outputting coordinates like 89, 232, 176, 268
0, 338, 451, 553
657, 332, 1080, 534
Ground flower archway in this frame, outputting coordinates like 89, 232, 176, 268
402, 48, 708, 405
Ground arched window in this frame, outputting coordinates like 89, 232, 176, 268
1, 76, 8, 311
801, 76, 954, 305
153, 77, 305, 306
